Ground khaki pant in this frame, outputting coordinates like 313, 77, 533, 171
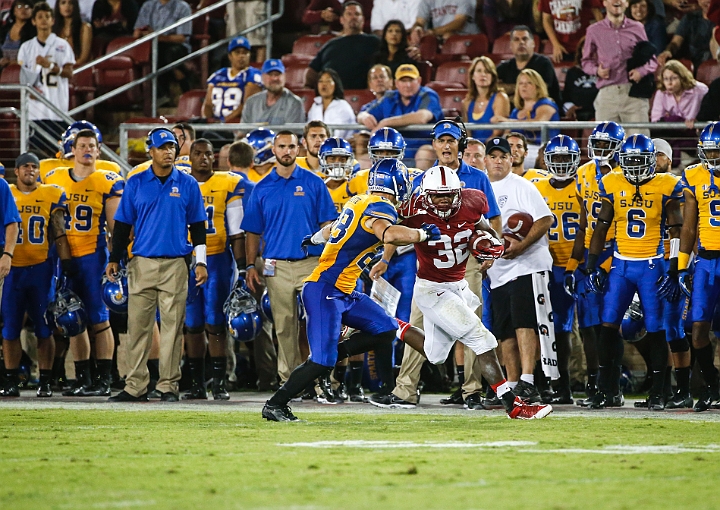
264, 257, 318, 383
394, 257, 485, 403
594, 83, 650, 136
123, 257, 188, 397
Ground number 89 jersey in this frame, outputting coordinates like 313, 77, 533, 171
207, 67, 262, 120
43, 167, 124, 258
598, 172, 683, 259
403, 189, 489, 283
306, 194, 398, 294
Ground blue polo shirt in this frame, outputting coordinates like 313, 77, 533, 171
242, 165, 337, 260
0, 178, 20, 247
366, 87, 443, 124
116, 166, 207, 257
412, 160, 501, 219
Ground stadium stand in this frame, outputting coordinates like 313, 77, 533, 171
345, 89, 376, 115
432, 61, 472, 89
292, 34, 335, 56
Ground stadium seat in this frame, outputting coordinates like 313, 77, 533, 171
437, 89, 467, 119
281, 53, 313, 66
440, 34, 489, 59
697, 60, 720, 86
416, 60, 434, 84
426, 81, 467, 93
0, 64, 20, 108
0, 111, 20, 168
345, 89, 375, 114
434, 61, 472, 88
106, 36, 151, 65
175, 89, 207, 119
93, 56, 141, 107
285, 62, 310, 89
191, 14, 211, 83
70, 69, 96, 120
419, 35, 438, 61
292, 34, 334, 56
292, 88, 315, 113
491, 32, 541, 55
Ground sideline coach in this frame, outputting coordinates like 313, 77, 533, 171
243, 130, 337, 383
105, 129, 208, 402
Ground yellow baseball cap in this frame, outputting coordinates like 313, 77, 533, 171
395, 64, 420, 80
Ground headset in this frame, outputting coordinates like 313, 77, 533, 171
431, 116, 468, 154
145, 127, 179, 154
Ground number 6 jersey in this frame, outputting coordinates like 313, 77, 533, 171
43, 167, 124, 257
402, 189, 489, 284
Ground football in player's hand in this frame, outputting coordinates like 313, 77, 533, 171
469, 230, 504, 260
503, 233, 521, 249
506, 212, 534, 239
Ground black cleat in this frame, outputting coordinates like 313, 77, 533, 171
634, 398, 648, 408
665, 391, 693, 409
262, 403, 299, 421
85, 380, 111, 397
348, 385, 366, 403
440, 388, 464, 405
317, 376, 343, 404
483, 389, 503, 408
0, 383, 20, 397
212, 379, 230, 401
182, 387, 208, 400
51, 375, 70, 392
513, 380, 541, 403
107, 390, 148, 402
36, 383, 53, 398
368, 393, 416, 409
549, 388, 574, 405
647, 393, 665, 411
584, 391, 608, 409
62, 381, 96, 397
694, 386, 720, 412
336, 382, 348, 401
160, 392, 179, 402
463, 392, 485, 410
608, 392, 625, 407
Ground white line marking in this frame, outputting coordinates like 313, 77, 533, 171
279, 440, 537, 449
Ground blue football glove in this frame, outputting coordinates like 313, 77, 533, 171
679, 270, 693, 298
420, 223, 442, 242
563, 270, 576, 298
657, 272, 681, 303
301, 234, 314, 256
587, 268, 607, 294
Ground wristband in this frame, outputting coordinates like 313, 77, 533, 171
565, 258, 579, 273
678, 252, 690, 271
194, 244, 207, 266
380, 259, 391, 265
669, 238, 680, 259
2, 251, 12, 258
310, 229, 327, 245
246, 264, 256, 271
417, 228, 428, 242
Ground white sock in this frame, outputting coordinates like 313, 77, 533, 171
520, 374, 535, 385
494, 381, 511, 397
507, 381, 518, 390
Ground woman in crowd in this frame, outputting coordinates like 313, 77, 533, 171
53, 0, 92, 66
462, 56, 510, 142
91, 0, 138, 49
0, 0, 36, 68
307, 68, 356, 140
493, 68, 560, 170
627, 0, 666, 55
374, 19, 418, 77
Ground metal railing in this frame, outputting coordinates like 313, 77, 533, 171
70, 0, 283, 118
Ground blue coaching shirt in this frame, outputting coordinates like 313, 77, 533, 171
366, 86, 443, 124
115, 166, 207, 257
242, 165, 338, 260
412, 160, 501, 219
0, 178, 20, 246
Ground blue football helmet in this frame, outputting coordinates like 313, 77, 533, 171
698, 121, 720, 170
368, 158, 411, 206
368, 127, 406, 162
319, 137, 354, 180
101, 268, 128, 314
588, 121, 625, 162
244, 128, 276, 166
544, 134, 580, 180
61, 120, 103, 158
260, 289, 272, 322
620, 294, 646, 343
224, 280, 262, 342
619, 134, 656, 183
48, 277, 87, 337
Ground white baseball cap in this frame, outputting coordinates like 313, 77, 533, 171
652, 138, 673, 163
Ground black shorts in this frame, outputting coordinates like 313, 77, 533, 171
490, 273, 539, 341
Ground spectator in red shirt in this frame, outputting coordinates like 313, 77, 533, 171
302, 0, 373, 33
539, 0, 602, 63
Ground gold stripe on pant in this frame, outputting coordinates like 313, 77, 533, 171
123, 256, 188, 397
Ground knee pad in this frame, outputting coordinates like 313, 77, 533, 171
185, 325, 205, 335
668, 337, 690, 353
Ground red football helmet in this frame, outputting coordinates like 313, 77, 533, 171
420, 165, 462, 220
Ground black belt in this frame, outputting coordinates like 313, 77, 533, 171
146, 255, 183, 260
272, 258, 307, 262
698, 250, 720, 260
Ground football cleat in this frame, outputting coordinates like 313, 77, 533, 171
36, 383, 53, 398
0, 382, 20, 397
85, 380, 112, 397
665, 390, 693, 409
316, 375, 343, 404
483, 389, 503, 408
262, 403, 299, 422
647, 393, 665, 411
463, 392, 485, 410
212, 379, 230, 401
513, 380, 542, 403
507, 397, 553, 419
348, 385, 366, 403
608, 392, 625, 407
440, 387, 464, 405
182, 387, 208, 400
693, 386, 720, 412
336, 382, 348, 402
62, 381, 95, 397
549, 388, 574, 405
368, 393, 416, 409
583, 391, 608, 409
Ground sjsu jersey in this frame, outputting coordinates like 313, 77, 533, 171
40, 158, 121, 181
128, 156, 191, 178
306, 194, 398, 294
195, 172, 249, 255
682, 163, 720, 251
533, 176, 580, 266
43, 168, 124, 258
599, 172, 683, 258
10, 184, 67, 267
576, 160, 618, 248
403, 189, 489, 283
207, 66, 262, 120
327, 169, 370, 213
524, 168, 550, 183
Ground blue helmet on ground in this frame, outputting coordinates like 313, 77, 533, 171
368, 158, 411, 205
620, 295, 646, 342
368, 127, 406, 162
319, 137, 354, 180
101, 268, 128, 314
145, 128, 179, 153
260, 289, 272, 323
698, 121, 720, 170
244, 128, 276, 166
61, 120, 103, 157
224, 280, 262, 342
588, 121, 625, 162
545, 134, 580, 180
619, 134, 655, 183
48, 277, 87, 337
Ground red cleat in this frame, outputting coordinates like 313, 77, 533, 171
507, 397, 553, 420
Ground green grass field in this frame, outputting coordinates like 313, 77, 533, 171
2, 402, 720, 509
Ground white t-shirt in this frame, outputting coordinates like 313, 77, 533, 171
307, 97, 356, 141
486, 172, 553, 289
370, 0, 422, 33
18, 33, 76, 121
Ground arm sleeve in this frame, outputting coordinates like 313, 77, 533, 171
189, 221, 207, 247
416, 0, 430, 23
109, 220, 132, 263
581, 30, 598, 76
363, 200, 398, 224
650, 90, 664, 122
